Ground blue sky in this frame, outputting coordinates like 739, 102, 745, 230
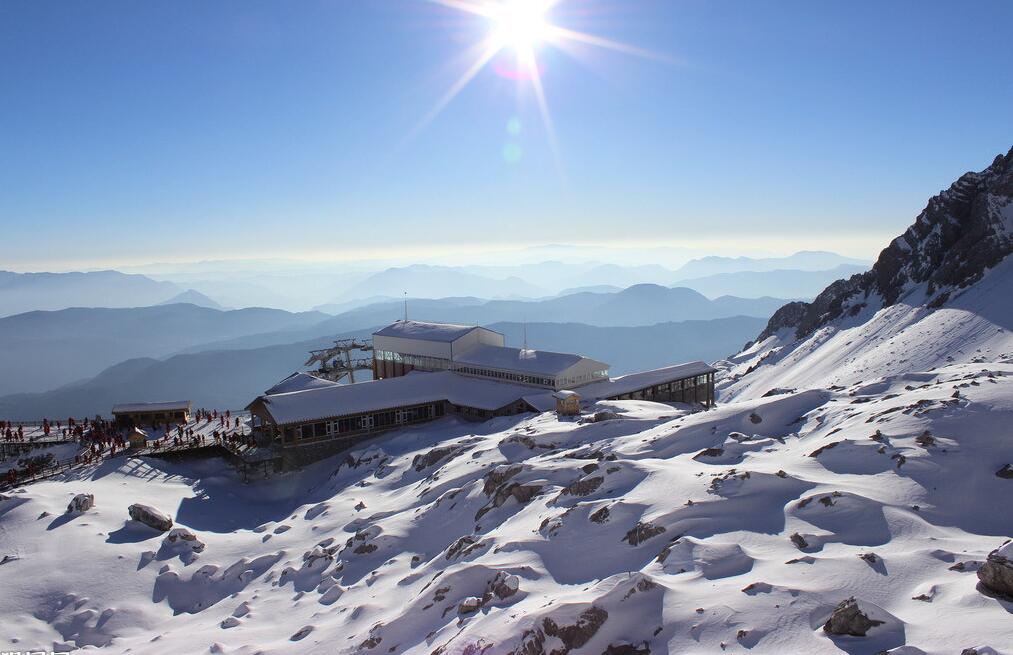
2, 0, 1012, 270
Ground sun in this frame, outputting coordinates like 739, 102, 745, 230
489, 0, 551, 52
419, 0, 674, 170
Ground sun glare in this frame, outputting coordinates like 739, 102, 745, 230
489, 0, 551, 51
421, 0, 673, 171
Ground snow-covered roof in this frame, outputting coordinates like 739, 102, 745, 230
553, 390, 581, 399
252, 371, 534, 426
265, 372, 340, 395
522, 393, 557, 412
454, 343, 590, 376
577, 361, 716, 398
373, 320, 490, 343
111, 400, 191, 414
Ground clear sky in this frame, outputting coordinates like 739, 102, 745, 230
2, 0, 1012, 270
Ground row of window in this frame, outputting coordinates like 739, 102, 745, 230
289, 402, 445, 442
374, 350, 452, 371
557, 369, 609, 388
454, 365, 556, 388
375, 350, 611, 390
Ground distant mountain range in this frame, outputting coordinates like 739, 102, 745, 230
0, 304, 328, 397
0, 316, 766, 419
2, 251, 869, 317
671, 250, 870, 279
0, 270, 181, 317
673, 264, 869, 299
185, 285, 790, 354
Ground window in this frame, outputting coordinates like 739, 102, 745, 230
360, 416, 374, 430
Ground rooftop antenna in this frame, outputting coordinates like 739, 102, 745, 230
403, 291, 408, 322
523, 317, 528, 351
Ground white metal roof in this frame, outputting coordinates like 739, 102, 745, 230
576, 361, 716, 398
252, 371, 534, 426
454, 343, 589, 376
373, 320, 489, 343
265, 372, 340, 395
112, 400, 191, 414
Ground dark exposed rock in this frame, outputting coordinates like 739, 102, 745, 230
412, 445, 468, 472
510, 607, 609, 655
789, 533, 809, 550
755, 147, 1013, 342
757, 301, 809, 342
623, 521, 666, 546
445, 535, 483, 561
589, 506, 611, 524
483, 464, 523, 495
481, 482, 543, 516
808, 441, 841, 457
484, 571, 520, 602
602, 644, 650, 655
693, 448, 724, 460
562, 476, 604, 497
996, 464, 1013, 479
822, 597, 884, 637
976, 540, 1013, 599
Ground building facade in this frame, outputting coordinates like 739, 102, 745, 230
112, 401, 192, 428
372, 320, 609, 391
247, 320, 717, 467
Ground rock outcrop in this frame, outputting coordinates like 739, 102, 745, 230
757, 147, 1013, 342
822, 597, 885, 637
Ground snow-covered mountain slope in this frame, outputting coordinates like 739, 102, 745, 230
2, 366, 1011, 654
719, 147, 1013, 401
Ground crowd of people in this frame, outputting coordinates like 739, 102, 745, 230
1, 409, 253, 488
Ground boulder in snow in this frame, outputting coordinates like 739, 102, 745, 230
822, 597, 885, 636
66, 493, 94, 513
128, 503, 173, 532
486, 571, 520, 600
977, 539, 1013, 599
458, 596, 482, 614
163, 527, 205, 552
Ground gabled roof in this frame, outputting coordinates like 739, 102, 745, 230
373, 320, 490, 343
454, 343, 589, 376
265, 372, 339, 395
250, 371, 533, 426
112, 400, 191, 414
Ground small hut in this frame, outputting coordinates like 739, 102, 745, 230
128, 427, 148, 449
553, 390, 581, 416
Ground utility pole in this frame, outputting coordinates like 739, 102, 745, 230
403, 291, 408, 322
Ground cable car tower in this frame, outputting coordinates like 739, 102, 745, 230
305, 338, 373, 384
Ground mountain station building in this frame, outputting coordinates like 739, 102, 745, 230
112, 400, 192, 429
247, 320, 715, 465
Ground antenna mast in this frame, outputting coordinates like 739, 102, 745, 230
403, 291, 408, 322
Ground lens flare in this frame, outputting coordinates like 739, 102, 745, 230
421, 0, 674, 172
